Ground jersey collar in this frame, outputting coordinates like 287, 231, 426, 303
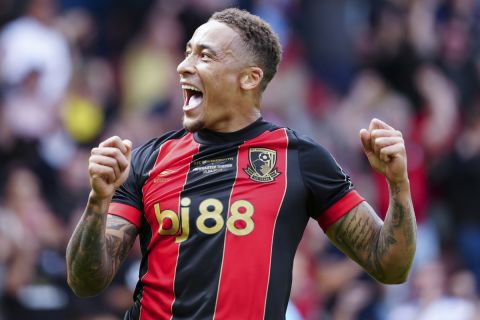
193, 117, 274, 145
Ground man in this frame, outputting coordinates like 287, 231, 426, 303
66, 8, 416, 320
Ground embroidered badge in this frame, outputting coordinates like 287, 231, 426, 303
244, 148, 280, 182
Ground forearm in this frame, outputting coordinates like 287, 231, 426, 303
66, 193, 113, 297
326, 181, 416, 284
333, 118, 417, 283
377, 179, 416, 282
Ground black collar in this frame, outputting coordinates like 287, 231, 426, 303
193, 118, 275, 145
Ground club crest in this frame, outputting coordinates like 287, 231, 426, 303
244, 148, 280, 182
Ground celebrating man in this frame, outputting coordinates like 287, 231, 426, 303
66, 8, 416, 320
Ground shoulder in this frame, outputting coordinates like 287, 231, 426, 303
133, 129, 188, 153
263, 124, 334, 161
288, 129, 351, 186
285, 129, 334, 160
131, 129, 189, 168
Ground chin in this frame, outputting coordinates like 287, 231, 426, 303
183, 116, 205, 133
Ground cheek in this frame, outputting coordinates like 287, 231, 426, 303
203, 64, 239, 85
212, 71, 239, 94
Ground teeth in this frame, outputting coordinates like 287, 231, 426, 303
182, 85, 201, 92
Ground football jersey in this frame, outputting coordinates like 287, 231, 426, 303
108, 118, 364, 320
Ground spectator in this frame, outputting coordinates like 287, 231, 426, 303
387, 261, 476, 320
0, 0, 71, 107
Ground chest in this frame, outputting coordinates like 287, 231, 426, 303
141, 135, 290, 244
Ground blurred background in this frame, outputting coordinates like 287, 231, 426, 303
1, 0, 480, 319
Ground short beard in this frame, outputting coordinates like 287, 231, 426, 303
182, 116, 205, 133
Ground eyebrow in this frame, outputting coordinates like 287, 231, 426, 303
186, 42, 219, 57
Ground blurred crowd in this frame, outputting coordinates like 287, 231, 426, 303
1, 0, 480, 319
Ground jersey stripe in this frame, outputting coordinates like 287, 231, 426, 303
264, 130, 309, 319
139, 134, 199, 320
213, 146, 240, 317
214, 128, 288, 319
171, 143, 239, 319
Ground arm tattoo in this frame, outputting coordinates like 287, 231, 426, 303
332, 203, 387, 280
328, 195, 416, 283
105, 215, 138, 273
67, 208, 138, 296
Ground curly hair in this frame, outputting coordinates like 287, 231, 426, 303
211, 8, 282, 92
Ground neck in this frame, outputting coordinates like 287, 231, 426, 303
208, 109, 261, 133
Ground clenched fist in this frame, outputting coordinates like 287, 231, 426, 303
88, 136, 132, 200
360, 118, 408, 185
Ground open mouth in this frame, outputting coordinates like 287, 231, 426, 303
182, 85, 204, 111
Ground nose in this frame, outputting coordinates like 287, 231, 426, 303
177, 55, 195, 76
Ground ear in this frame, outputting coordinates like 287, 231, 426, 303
240, 67, 264, 91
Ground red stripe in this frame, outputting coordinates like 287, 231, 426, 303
214, 129, 288, 319
108, 203, 142, 228
317, 190, 364, 231
139, 133, 199, 320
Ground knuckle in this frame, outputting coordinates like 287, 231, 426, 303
111, 148, 122, 158
88, 163, 98, 175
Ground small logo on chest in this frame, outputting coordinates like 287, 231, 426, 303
191, 158, 234, 174
244, 147, 280, 182
154, 169, 176, 183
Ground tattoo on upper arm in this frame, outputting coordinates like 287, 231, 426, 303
332, 204, 385, 277
105, 215, 138, 272
331, 198, 414, 281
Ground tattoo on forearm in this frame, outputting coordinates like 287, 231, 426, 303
391, 201, 404, 228
327, 182, 417, 283
332, 198, 415, 282
67, 212, 137, 293
390, 182, 416, 246
394, 200, 416, 249
67, 209, 109, 289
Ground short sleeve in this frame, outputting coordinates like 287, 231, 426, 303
297, 134, 364, 231
108, 148, 144, 229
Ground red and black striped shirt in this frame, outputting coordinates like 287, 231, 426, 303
109, 118, 364, 320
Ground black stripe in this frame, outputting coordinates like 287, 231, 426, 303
123, 133, 188, 320
172, 144, 239, 319
264, 130, 309, 319
124, 205, 154, 319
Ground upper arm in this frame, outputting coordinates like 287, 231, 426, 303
105, 214, 138, 271
325, 201, 385, 279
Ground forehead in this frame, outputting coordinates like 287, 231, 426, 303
188, 20, 241, 50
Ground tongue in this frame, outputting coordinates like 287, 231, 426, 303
187, 93, 203, 109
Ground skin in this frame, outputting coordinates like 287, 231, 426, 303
66, 136, 138, 296
66, 20, 416, 298
177, 20, 263, 133
327, 119, 416, 284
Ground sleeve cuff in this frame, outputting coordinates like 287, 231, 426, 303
317, 190, 364, 232
108, 202, 142, 229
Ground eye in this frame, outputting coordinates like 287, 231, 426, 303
184, 50, 192, 58
201, 52, 212, 60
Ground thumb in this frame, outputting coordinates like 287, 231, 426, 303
359, 129, 373, 154
122, 139, 133, 159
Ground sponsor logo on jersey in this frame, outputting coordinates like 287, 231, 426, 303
191, 158, 234, 174
244, 148, 280, 182
154, 169, 176, 183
